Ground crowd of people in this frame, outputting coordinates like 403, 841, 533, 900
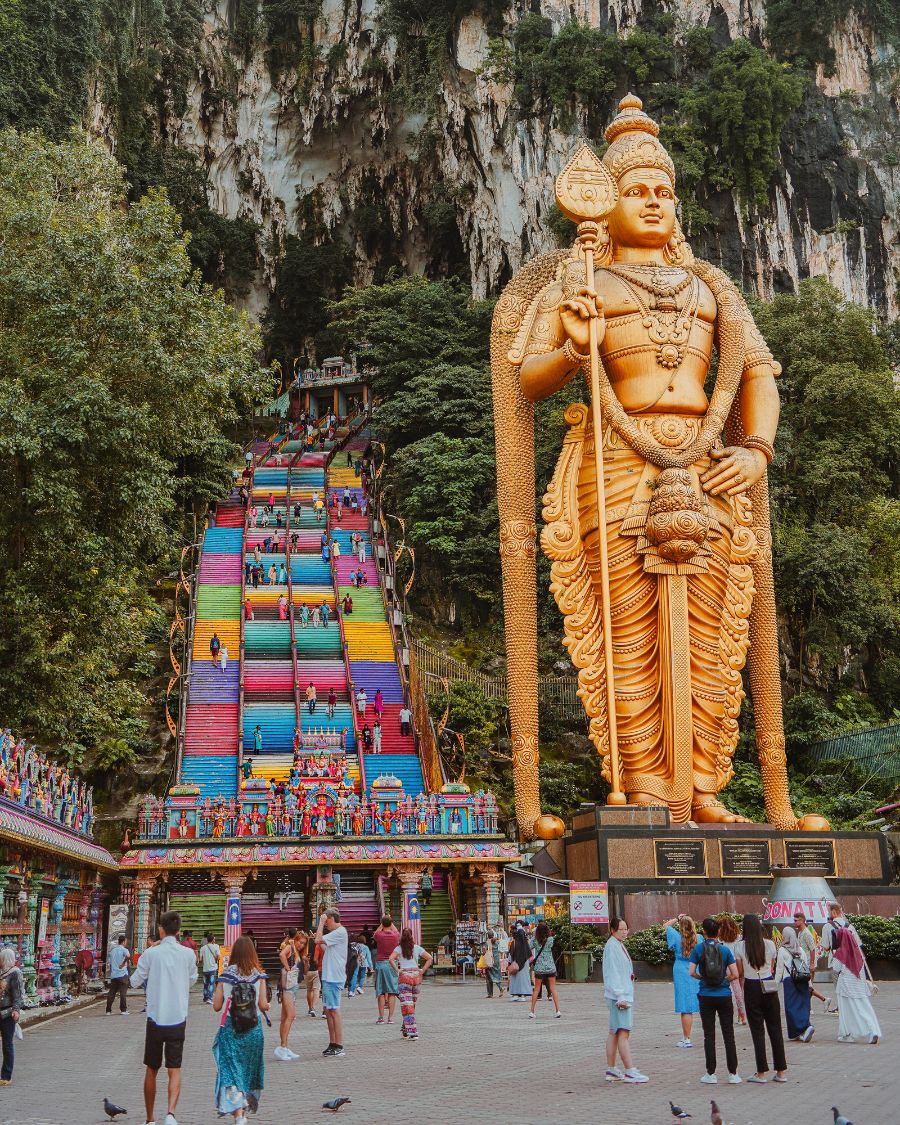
597, 900, 882, 1087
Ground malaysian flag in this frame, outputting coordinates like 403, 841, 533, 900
224, 897, 242, 948
405, 892, 421, 946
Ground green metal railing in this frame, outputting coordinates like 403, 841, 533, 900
807, 722, 900, 779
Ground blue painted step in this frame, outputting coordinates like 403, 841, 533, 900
203, 528, 244, 554
180, 754, 237, 799
364, 753, 425, 798
243, 703, 296, 753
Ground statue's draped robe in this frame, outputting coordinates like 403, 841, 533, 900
513, 258, 769, 822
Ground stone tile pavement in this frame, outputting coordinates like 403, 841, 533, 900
4, 979, 897, 1125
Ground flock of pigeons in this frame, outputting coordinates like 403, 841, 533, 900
668, 1101, 854, 1124
106, 1095, 856, 1122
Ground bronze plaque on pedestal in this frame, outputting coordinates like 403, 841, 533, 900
654, 838, 707, 878
719, 838, 772, 879
785, 838, 837, 876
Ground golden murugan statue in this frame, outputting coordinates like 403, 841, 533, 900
492, 95, 829, 839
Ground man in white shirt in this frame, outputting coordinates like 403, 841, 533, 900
316, 908, 348, 1057
399, 706, 413, 736
106, 935, 131, 1015
199, 932, 221, 1005
130, 911, 198, 1125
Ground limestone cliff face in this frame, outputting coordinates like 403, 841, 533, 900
132, 0, 899, 318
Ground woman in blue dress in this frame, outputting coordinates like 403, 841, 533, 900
212, 936, 269, 1121
665, 915, 700, 1048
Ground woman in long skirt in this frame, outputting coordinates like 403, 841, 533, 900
212, 937, 269, 1121
828, 911, 881, 1044
778, 926, 814, 1042
664, 915, 700, 1047
508, 924, 532, 1001
483, 930, 504, 998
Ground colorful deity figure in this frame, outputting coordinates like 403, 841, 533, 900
235, 811, 249, 837
449, 809, 463, 835
177, 811, 189, 838
249, 805, 262, 835
416, 803, 428, 834
212, 808, 225, 838
315, 807, 328, 835
265, 811, 276, 837
281, 808, 292, 835
382, 805, 393, 835
301, 806, 312, 836
352, 806, 363, 835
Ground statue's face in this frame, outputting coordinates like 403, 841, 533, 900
607, 167, 676, 249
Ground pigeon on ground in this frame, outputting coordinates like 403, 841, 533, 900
832, 1109, 854, 1125
710, 1101, 723, 1125
322, 1097, 352, 1112
103, 1099, 127, 1120
670, 1101, 692, 1119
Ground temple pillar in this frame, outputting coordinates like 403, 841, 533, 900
399, 867, 424, 932
311, 865, 337, 920
50, 874, 71, 991
480, 870, 503, 930
134, 873, 158, 951
21, 872, 44, 998
332, 387, 339, 414
220, 868, 250, 944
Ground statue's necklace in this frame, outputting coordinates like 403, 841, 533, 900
605, 265, 700, 371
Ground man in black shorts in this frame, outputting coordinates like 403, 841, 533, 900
130, 910, 198, 1125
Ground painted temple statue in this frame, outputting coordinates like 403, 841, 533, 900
491, 94, 829, 837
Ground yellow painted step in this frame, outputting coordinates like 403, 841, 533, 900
342, 622, 395, 660
192, 620, 240, 659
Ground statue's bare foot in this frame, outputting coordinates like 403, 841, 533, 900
796, 813, 831, 831
692, 798, 751, 824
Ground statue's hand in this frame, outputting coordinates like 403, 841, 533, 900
559, 287, 604, 354
701, 446, 767, 497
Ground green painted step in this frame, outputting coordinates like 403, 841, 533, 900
244, 621, 292, 657
336, 588, 385, 623
295, 623, 343, 657
168, 894, 227, 944
420, 890, 453, 952
196, 585, 242, 619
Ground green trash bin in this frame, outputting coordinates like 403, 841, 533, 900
563, 950, 592, 983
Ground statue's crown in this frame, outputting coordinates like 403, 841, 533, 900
603, 93, 675, 184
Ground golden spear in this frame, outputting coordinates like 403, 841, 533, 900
555, 144, 627, 806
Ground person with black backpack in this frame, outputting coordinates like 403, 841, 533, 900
212, 936, 269, 1123
688, 916, 742, 1087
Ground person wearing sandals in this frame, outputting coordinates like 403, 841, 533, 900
373, 915, 400, 1025
389, 928, 433, 1040
664, 915, 700, 1047
823, 901, 882, 1044
733, 914, 787, 1083
778, 926, 815, 1043
528, 922, 561, 1019
602, 917, 648, 1083
483, 930, 505, 999
212, 937, 269, 1123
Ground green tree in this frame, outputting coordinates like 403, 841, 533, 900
0, 129, 267, 771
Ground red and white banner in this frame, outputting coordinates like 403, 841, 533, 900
763, 898, 829, 925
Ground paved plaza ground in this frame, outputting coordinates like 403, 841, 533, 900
6, 979, 898, 1125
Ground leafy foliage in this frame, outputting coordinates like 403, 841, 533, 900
0, 130, 268, 772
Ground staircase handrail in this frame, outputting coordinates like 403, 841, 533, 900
237, 490, 249, 792
330, 513, 366, 796
174, 541, 199, 786
286, 463, 303, 741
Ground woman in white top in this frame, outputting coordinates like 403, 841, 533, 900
778, 926, 814, 1043
388, 927, 433, 1040
822, 902, 881, 1044
601, 917, 648, 1083
212, 936, 269, 1123
734, 915, 787, 1082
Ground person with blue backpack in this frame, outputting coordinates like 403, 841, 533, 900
689, 916, 742, 1087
